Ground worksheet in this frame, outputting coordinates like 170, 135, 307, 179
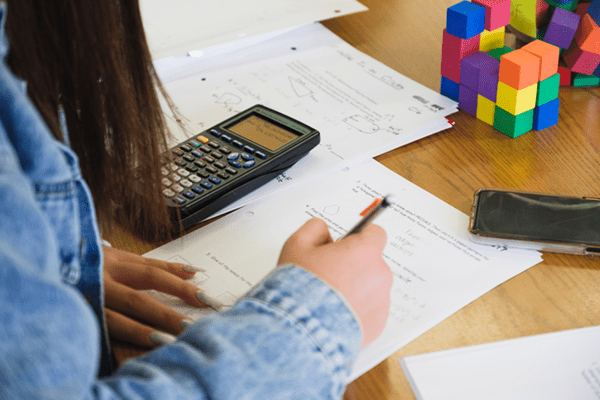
159, 23, 457, 216
401, 325, 600, 400
144, 159, 543, 380
141, 0, 368, 59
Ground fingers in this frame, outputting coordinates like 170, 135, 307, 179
105, 309, 180, 348
105, 260, 204, 308
104, 278, 194, 336
103, 246, 198, 279
284, 218, 333, 249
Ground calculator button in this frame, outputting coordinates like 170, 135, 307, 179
241, 153, 254, 161
172, 148, 184, 156
172, 184, 184, 193
183, 155, 195, 162
208, 141, 220, 149
170, 174, 182, 182
197, 170, 209, 178
200, 145, 212, 153
161, 178, 172, 187
211, 152, 223, 159
174, 196, 187, 205
243, 160, 255, 168
203, 156, 215, 164
191, 150, 204, 158
209, 176, 221, 185
182, 190, 195, 199
161, 167, 170, 176
191, 185, 204, 195
197, 135, 210, 143
177, 168, 190, 177
200, 181, 213, 189
228, 160, 242, 168
180, 144, 193, 152
221, 135, 232, 143
175, 159, 187, 167
163, 188, 175, 198
194, 160, 207, 168
185, 165, 198, 173
243, 145, 255, 154
217, 172, 230, 179
225, 167, 237, 175
227, 152, 239, 161
219, 146, 232, 154
232, 140, 243, 148
180, 179, 193, 188
189, 140, 201, 147
255, 151, 266, 159
205, 166, 217, 174
214, 161, 226, 169
209, 129, 221, 138
189, 174, 201, 183
170, 163, 179, 171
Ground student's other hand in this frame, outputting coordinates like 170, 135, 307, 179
102, 246, 208, 348
278, 218, 392, 347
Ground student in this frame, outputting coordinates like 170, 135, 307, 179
0, 1, 393, 399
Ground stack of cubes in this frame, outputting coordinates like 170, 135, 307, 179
441, 0, 562, 138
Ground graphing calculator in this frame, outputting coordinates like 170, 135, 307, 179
161, 105, 320, 230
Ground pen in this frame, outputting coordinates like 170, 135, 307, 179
340, 195, 392, 240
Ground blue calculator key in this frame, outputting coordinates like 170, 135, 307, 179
200, 181, 213, 189
182, 190, 196, 199
243, 145, 255, 153
228, 160, 242, 168
175, 196, 187, 205
232, 140, 243, 148
243, 160, 255, 168
191, 186, 204, 194
255, 151, 266, 159
191, 150, 203, 158
227, 152, 239, 161
221, 135, 232, 143
241, 153, 254, 161
209, 129, 221, 137
209, 176, 221, 184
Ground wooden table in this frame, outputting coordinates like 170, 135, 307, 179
109, 1, 600, 398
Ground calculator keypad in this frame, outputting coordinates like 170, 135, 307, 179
161, 130, 268, 206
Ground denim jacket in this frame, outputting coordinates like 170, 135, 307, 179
0, 4, 361, 399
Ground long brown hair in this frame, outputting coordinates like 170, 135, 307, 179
5, 0, 176, 241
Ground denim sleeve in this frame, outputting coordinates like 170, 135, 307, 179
99, 264, 363, 400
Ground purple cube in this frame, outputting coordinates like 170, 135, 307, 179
459, 84, 478, 116
479, 65, 500, 102
460, 52, 500, 96
544, 8, 581, 49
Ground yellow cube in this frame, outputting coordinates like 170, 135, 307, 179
480, 26, 505, 53
476, 95, 496, 125
496, 81, 537, 115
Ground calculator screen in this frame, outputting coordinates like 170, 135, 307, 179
226, 113, 299, 151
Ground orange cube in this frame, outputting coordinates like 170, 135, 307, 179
521, 40, 560, 81
575, 14, 600, 55
499, 49, 541, 89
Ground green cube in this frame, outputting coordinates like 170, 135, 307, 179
493, 106, 534, 138
545, 0, 578, 11
537, 73, 560, 106
573, 73, 600, 87
487, 46, 513, 61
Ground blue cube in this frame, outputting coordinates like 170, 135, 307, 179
533, 98, 560, 131
441, 76, 460, 101
447, 1, 486, 40
588, 0, 600, 26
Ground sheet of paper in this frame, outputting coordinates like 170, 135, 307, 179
401, 325, 600, 400
143, 159, 542, 381
159, 23, 457, 217
140, 0, 368, 59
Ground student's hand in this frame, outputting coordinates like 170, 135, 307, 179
102, 246, 208, 348
278, 218, 392, 347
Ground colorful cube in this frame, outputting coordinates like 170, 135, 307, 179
496, 81, 538, 115
487, 46, 513, 60
499, 49, 541, 89
479, 64, 500, 101
493, 106, 535, 138
533, 98, 560, 130
441, 76, 460, 101
558, 65, 573, 84
544, 8, 581, 49
459, 84, 478, 115
545, 0, 579, 12
573, 14, 600, 55
537, 73, 560, 106
480, 26, 506, 52
563, 41, 600, 74
472, 0, 511, 31
477, 94, 496, 125
520, 40, 560, 81
460, 51, 500, 90
572, 73, 600, 86
588, 0, 600, 26
447, 1, 486, 39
